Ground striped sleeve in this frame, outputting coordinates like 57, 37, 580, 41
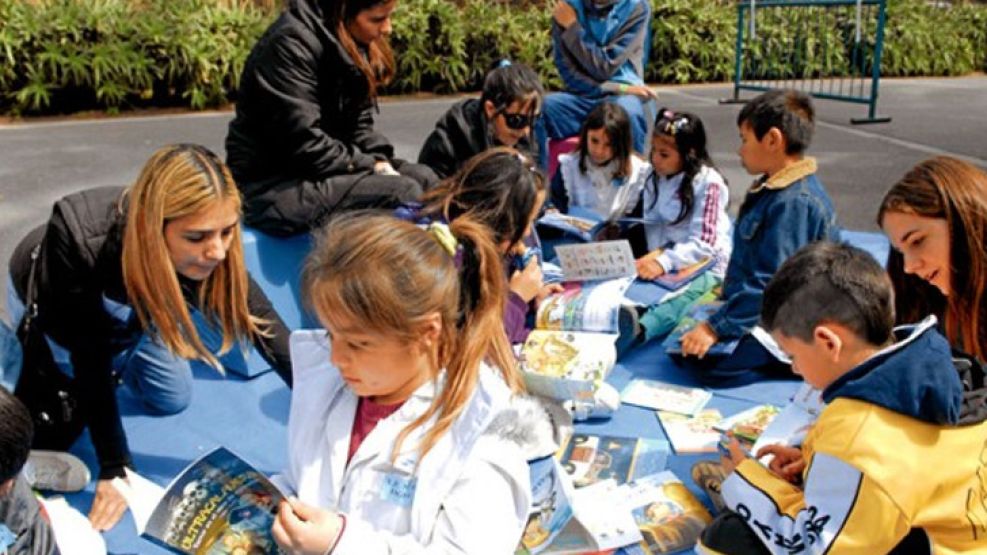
656, 175, 722, 272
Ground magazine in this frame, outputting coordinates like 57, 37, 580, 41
619, 471, 714, 554
620, 379, 713, 416
112, 447, 284, 554
657, 409, 724, 454
556, 433, 670, 488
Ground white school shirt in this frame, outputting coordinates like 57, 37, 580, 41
274, 330, 531, 554
558, 152, 651, 221
640, 166, 732, 276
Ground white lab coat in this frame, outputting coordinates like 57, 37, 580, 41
274, 330, 535, 554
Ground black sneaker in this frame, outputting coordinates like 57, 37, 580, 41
614, 304, 643, 358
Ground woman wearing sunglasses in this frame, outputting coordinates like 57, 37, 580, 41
418, 61, 544, 179
225, 0, 439, 237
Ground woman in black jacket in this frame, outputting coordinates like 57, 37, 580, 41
7, 144, 292, 531
226, 0, 437, 237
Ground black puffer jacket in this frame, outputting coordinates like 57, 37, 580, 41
226, 0, 393, 187
417, 98, 538, 180
9, 186, 291, 479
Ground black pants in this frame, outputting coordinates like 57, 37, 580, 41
240, 159, 438, 237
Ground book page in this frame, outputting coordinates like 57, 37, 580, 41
620, 379, 712, 416
521, 330, 617, 402
555, 241, 637, 282
112, 468, 166, 535
536, 278, 632, 333
619, 471, 713, 554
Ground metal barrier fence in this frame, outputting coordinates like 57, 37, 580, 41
723, 0, 891, 124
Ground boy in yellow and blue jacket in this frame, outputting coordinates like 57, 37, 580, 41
699, 242, 987, 554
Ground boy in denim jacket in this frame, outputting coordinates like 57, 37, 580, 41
677, 90, 839, 386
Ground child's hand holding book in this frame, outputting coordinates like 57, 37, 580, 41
273, 496, 345, 555
635, 249, 666, 280
756, 444, 805, 485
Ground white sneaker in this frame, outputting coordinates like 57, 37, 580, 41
23, 450, 91, 493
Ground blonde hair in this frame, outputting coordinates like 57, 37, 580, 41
303, 213, 522, 461
121, 144, 264, 369
878, 156, 987, 361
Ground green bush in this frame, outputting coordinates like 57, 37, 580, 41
0, 0, 985, 116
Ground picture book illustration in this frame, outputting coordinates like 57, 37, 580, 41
556, 434, 670, 488
520, 456, 574, 554
714, 404, 781, 443
554, 241, 637, 282
657, 409, 723, 454
520, 330, 616, 402
620, 471, 713, 555
620, 379, 713, 416
133, 447, 285, 555
535, 279, 632, 334
752, 383, 825, 455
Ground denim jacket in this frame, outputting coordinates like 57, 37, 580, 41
707, 158, 839, 340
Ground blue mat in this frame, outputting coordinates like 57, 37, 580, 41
64, 230, 889, 554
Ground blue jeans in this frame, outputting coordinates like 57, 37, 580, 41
535, 92, 657, 168
6, 274, 251, 415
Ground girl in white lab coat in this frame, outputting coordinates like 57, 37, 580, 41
272, 213, 554, 554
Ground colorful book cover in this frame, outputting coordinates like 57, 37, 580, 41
752, 383, 824, 454
141, 447, 284, 554
714, 404, 781, 443
555, 241, 637, 282
620, 379, 713, 416
653, 256, 715, 291
520, 330, 617, 402
535, 279, 633, 334
656, 409, 723, 454
619, 471, 714, 554
519, 456, 575, 555
556, 434, 670, 488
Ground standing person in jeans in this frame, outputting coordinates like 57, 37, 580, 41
7, 144, 292, 531
226, 0, 437, 237
536, 0, 658, 168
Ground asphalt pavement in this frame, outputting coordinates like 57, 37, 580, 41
2, 76, 986, 315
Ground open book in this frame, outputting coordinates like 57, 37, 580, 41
112, 447, 284, 554
537, 211, 649, 244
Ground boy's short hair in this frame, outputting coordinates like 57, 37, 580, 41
0, 387, 33, 484
480, 61, 544, 113
762, 241, 895, 346
737, 89, 814, 155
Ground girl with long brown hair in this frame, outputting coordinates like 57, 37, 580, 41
6, 144, 291, 531
271, 213, 555, 553
226, 0, 438, 237
878, 156, 987, 362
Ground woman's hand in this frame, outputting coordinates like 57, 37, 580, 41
757, 444, 806, 484
373, 161, 399, 176
679, 321, 718, 358
89, 478, 129, 531
635, 255, 666, 280
510, 257, 545, 303
272, 498, 344, 555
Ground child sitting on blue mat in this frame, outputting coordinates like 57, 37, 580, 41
675, 90, 839, 386
633, 108, 732, 343
418, 61, 543, 179
271, 214, 557, 553
549, 102, 651, 226
700, 241, 987, 554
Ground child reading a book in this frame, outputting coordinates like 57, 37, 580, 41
549, 102, 651, 225
675, 90, 839, 386
699, 241, 987, 554
403, 147, 561, 344
271, 214, 552, 553
634, 108, 732, 342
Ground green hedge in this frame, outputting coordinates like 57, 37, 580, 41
0, 0, 984, 116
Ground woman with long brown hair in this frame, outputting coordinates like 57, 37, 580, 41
878, 156, 987, 362
226, 0, 438, 237
6, 144, 291, 531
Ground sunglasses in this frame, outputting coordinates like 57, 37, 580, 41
500, 111, 538, 130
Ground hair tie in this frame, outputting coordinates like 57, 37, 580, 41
427, 221, 459, 257
498, 59, 512, 68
